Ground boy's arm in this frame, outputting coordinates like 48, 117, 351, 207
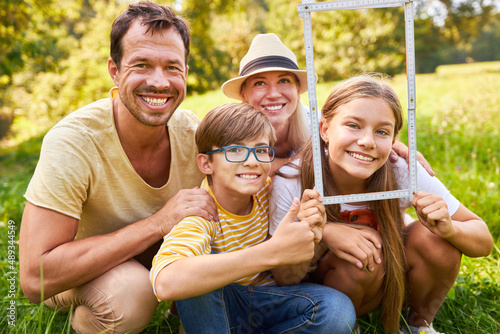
412, 191, 493, 257
154, 198, 316, 301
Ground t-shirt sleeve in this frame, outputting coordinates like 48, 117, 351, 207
150, 216, 215, 298
24, 126, 97, 220
396, 159, 461, 216
269, 164, 301, 235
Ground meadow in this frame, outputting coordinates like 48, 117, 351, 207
1, 62, 499, 333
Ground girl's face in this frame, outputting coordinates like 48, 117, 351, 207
241, 71, 300, 130
320, 97, 396, 184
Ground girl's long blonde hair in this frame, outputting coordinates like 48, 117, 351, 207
300, 75, 406, 333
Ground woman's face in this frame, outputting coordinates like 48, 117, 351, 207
241, 71, 300, 130
320, 97, 396, 183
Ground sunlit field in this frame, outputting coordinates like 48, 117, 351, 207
1, 62, 499, 333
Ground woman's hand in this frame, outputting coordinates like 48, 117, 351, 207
391, 140, 435, 176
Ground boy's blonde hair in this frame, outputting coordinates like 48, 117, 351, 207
196, 103, 277, 155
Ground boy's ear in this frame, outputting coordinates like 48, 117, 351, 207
197, 153, 214, 175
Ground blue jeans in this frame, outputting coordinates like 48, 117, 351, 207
176, 283, 356, 334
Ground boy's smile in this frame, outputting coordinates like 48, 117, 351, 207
202, 136, 272, 215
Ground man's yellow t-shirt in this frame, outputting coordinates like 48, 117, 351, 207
25, 88, 204, 240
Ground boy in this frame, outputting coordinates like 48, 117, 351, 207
150, 103, 356, 333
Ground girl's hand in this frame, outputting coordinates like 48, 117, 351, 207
412, 191, 455, 239
323, 223, 382, 271
297, 188, 326, 245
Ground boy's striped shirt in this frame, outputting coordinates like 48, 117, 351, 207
150, 177, 275, 298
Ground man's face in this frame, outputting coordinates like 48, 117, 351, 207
109, 21, 188, 127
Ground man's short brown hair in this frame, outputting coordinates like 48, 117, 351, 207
110, 1, 191, 69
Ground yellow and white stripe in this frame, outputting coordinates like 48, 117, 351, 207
150, 177, 275, 297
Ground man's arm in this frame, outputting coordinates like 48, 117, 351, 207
19, 187, 218, 304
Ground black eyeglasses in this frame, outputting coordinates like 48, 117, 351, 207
203, 145, 276, 163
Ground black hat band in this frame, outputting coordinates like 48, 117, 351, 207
240, 56, 299, 76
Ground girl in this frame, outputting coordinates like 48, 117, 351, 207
269, 75, 493, 334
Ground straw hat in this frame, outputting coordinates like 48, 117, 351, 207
221, 33, 310, 100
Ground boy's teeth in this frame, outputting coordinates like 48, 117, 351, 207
141, 96, 167, 106
350, 152, 374, 162
264, 105, 283, 111
239, 174, 258, 179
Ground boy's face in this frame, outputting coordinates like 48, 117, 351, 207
199, 135, 272, 215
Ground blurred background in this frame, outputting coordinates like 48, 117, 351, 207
1, 0, 500, 146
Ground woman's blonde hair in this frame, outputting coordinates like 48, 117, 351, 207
300, 74, 406, 333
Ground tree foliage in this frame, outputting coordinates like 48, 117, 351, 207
1, 0, 499, 142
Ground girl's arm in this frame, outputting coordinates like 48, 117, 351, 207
321, 222, 383, 272
412, 191, 493, 257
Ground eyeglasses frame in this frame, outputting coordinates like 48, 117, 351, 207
203, 145, 276, 163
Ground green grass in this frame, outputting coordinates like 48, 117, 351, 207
1, 62, 499, 333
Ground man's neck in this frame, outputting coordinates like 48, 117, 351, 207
113, 98, 171, 188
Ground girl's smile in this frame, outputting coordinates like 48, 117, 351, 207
320, 97, 396, 193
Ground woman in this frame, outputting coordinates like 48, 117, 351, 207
222, 33, 311, 174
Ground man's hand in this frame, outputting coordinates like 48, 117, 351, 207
323, 223, 382, 271
412, 191, 454, 239
390, 140, 435, 176
155, 187, 218, 236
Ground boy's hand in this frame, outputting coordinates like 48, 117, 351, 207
297, 188, 326, 244
412, 191, 454, 239
271, 198, 316, 265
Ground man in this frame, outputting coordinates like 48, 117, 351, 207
19, 2, 217, 333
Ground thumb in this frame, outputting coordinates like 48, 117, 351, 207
282, 198, 301, 223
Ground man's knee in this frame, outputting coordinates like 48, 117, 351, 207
49, 260, 158, 334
